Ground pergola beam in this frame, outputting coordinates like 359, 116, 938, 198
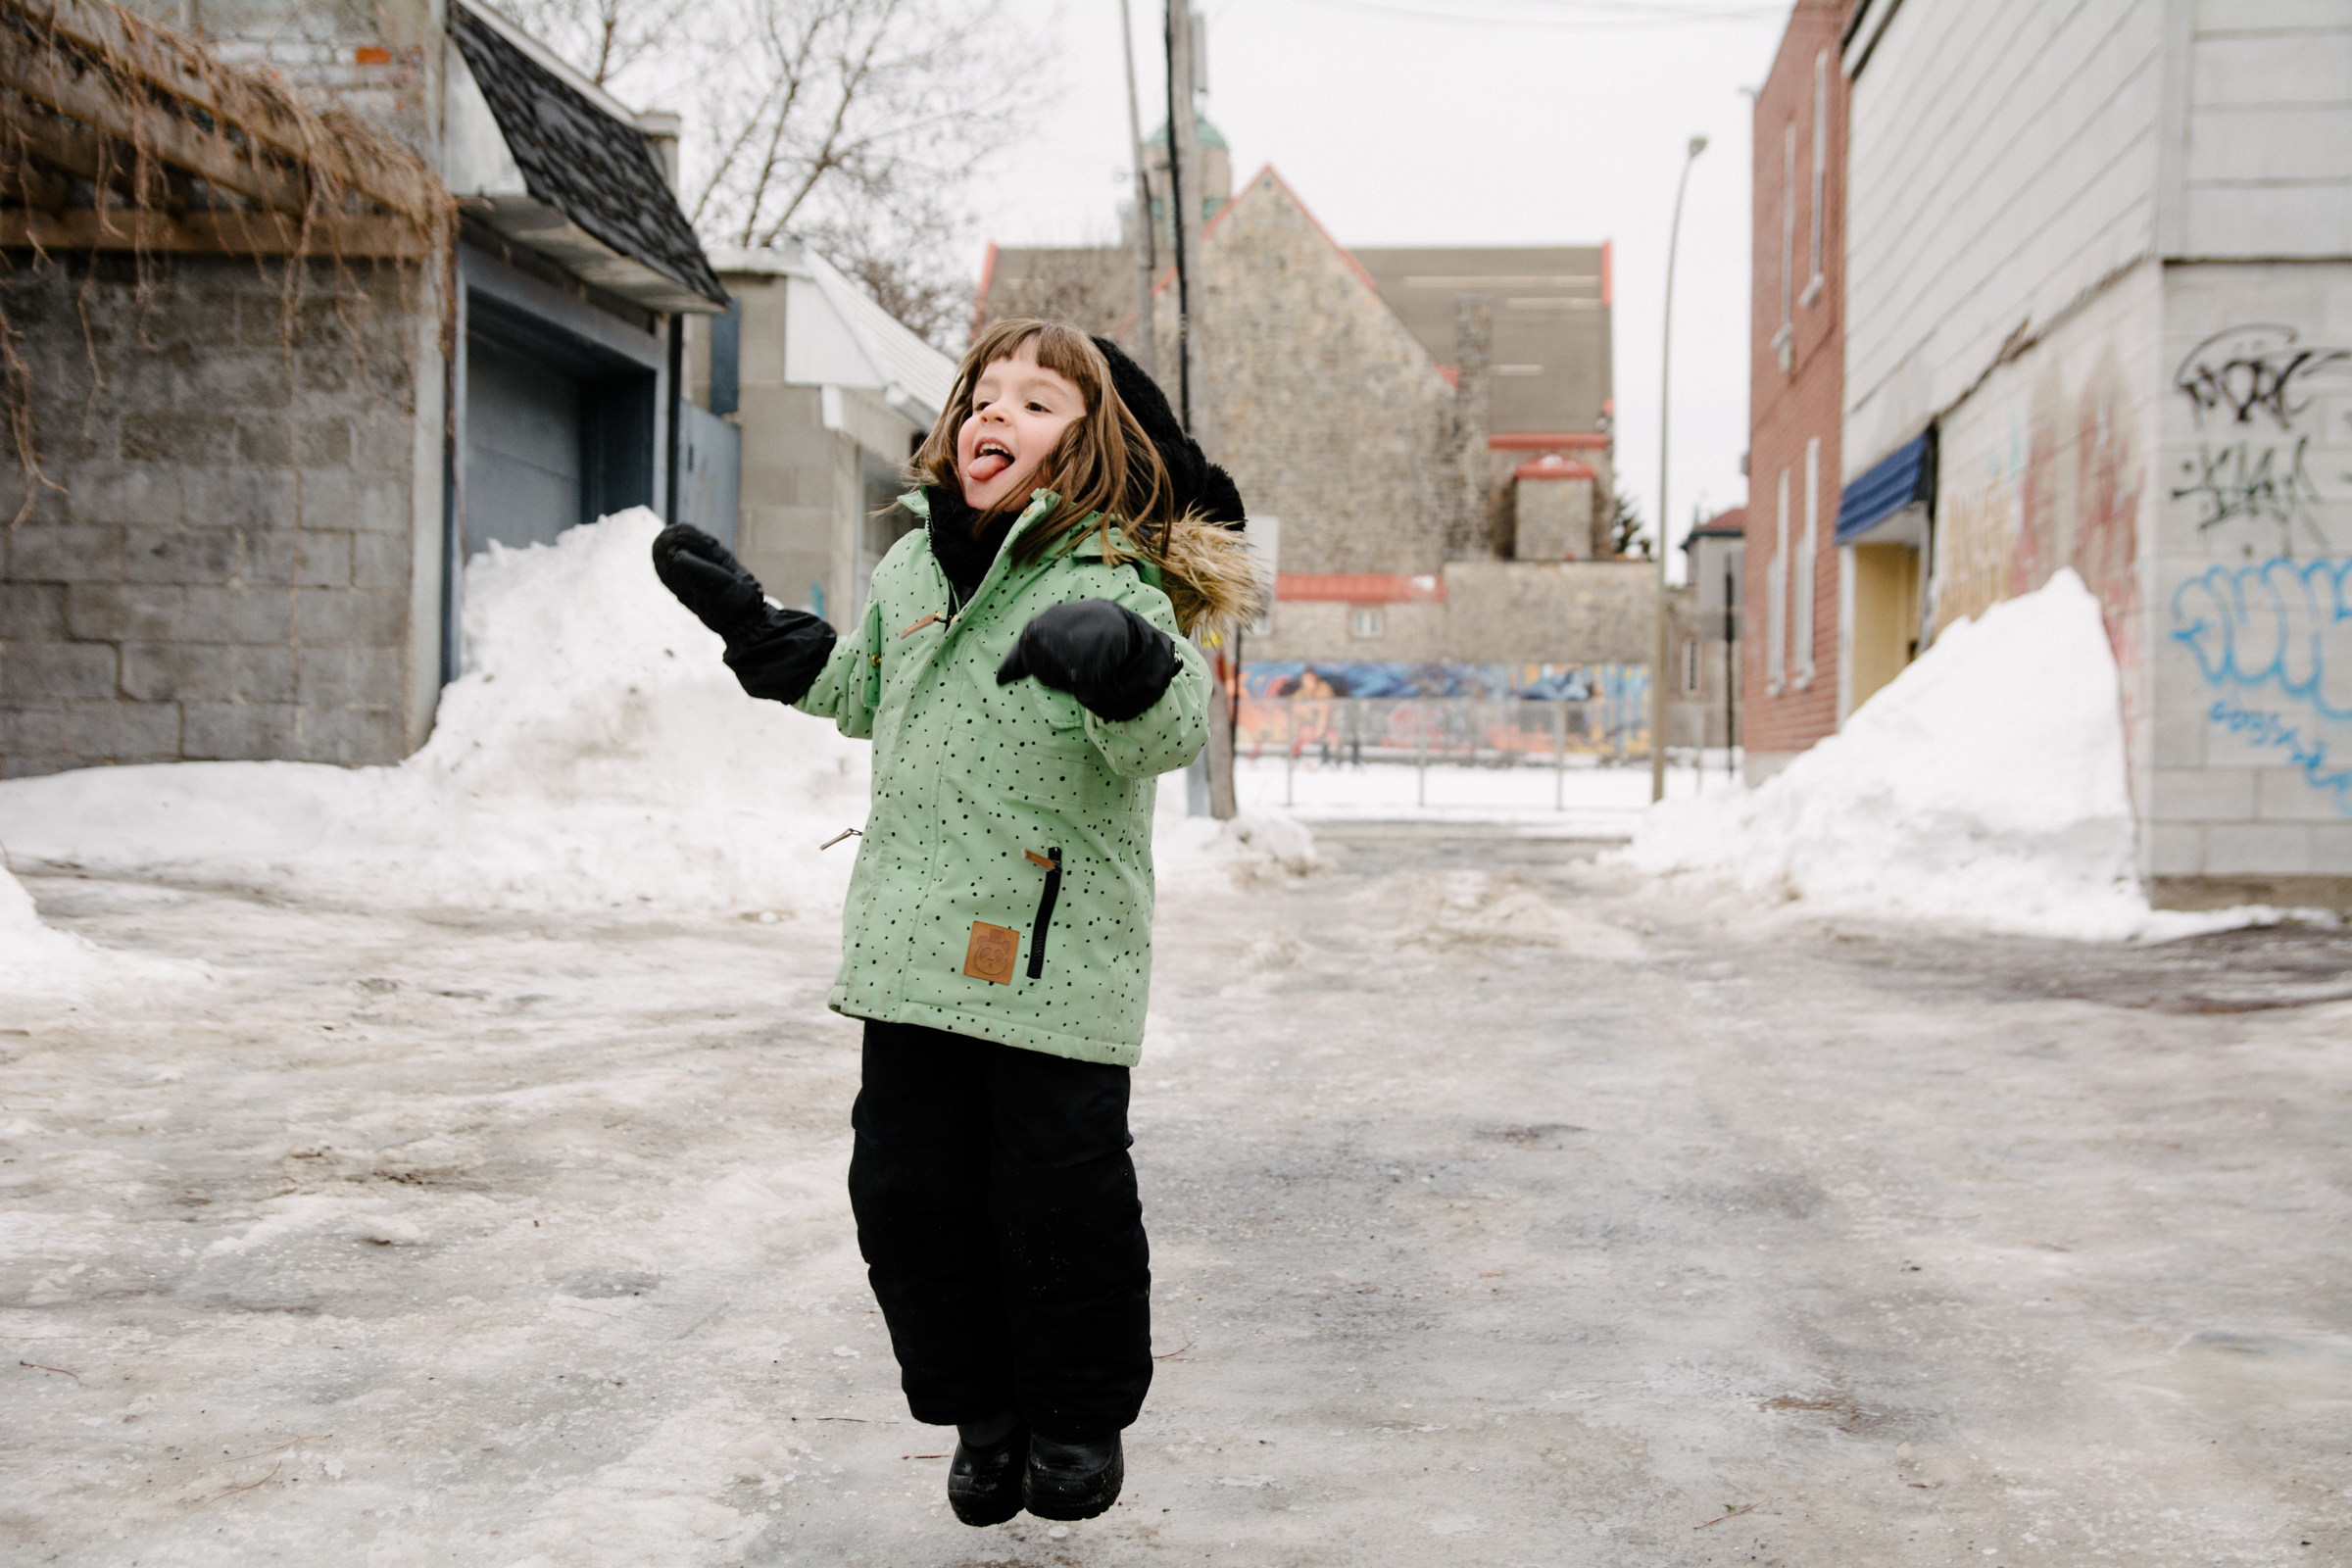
0, 0, 442, 228
0, 205, 429, 255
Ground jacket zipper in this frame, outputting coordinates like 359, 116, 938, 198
1025, 847, 1062, 980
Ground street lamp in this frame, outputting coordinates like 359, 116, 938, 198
1650, 133, 1707, 805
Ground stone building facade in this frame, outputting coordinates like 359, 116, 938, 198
1153, 168, 1455, 580
974, 156, 1650, 681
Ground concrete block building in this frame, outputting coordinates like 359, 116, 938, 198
1778, 0, 2352, 909
0, 0, 726, 779
684, 242, 956, 629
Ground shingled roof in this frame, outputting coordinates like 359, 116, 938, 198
449, 2, 725, 308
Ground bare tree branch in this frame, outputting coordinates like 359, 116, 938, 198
487, 0, 1046, 349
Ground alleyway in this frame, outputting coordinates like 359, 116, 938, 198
3, 828, 2347, 1566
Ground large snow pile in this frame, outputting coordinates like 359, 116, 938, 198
1615, 569, 2250, 941
0, 511, 870, 915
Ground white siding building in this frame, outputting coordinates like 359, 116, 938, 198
1840, 0, 2352, 909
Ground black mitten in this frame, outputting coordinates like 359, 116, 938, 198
653, 524, 767, 637
996, 598, 1179, 722
1092, 336, 1247, 526
651, 523, 837, 706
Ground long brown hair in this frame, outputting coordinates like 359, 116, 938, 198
910, 318, 1174, 567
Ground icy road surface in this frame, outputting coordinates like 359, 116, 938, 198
4, 828, 2348, 1567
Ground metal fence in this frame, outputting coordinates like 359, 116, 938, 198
1234, 695, 1654, 808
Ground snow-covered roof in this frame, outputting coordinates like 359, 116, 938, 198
708, 240, 957, 424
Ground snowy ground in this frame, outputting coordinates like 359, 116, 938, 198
6, 532, 2345, 1563
5, 829, 2350, 1566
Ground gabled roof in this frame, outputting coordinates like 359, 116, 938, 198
1180, 166, 1381, 295
1684, 508, 1747, 548
709, 240, 956, 423
448, 2, 726, 310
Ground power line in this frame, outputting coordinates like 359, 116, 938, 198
1282, 0, 1787, 29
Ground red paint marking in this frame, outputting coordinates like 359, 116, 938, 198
1490, 432, 1608, 451
1276, 573, 1446, 604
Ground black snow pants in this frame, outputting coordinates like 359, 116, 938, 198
847, 1019, 1152, 1440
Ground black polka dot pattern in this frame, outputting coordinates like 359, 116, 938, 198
792, 492, 1210, 1066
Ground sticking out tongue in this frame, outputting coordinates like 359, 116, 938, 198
967, 451, 1011, 482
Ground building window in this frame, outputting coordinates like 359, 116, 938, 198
1681, 635, 1701, 696
1794, 437, 1820, 687
1349, 605, 1385, 640
1773, 122, 1795, 370
1768, 466, 1789, 693
1802, 48, 1828, 307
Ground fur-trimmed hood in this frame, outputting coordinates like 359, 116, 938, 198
1153, 513, 1266, 639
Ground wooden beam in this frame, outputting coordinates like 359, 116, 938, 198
0, 0, 442, 224
0, 207, 431, 257
0, 25, 317, 216
4, 88, 162, 202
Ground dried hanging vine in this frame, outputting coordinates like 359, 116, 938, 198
0, 0, 457, 522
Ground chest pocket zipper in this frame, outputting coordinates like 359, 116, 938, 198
860, 601, 884, 709
1024, 848, 1062, 980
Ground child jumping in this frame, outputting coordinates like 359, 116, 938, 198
651, 320, 1250, 1527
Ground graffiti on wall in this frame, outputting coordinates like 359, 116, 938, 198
2170, 556, 2352, 814
1936, 347, 2144, 665
2169, 323, 2351, 555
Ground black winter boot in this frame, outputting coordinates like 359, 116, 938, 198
946, 1414, 1028, 1528
1023, 1431, 1124, 1521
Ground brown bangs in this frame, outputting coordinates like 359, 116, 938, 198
909, 318, 1175, 568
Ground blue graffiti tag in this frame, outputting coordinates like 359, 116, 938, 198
2170, 557, 2352, 720
2207, 699, 2352, 815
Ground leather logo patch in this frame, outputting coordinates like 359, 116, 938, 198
963, 921, 1021, 985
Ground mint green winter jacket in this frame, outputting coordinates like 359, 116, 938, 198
795, 490, 1211, 1065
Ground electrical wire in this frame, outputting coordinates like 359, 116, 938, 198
1280, 0, 1787, 29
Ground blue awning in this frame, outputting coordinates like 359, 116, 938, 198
1837, 428, 1936, 545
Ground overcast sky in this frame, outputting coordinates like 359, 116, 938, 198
987, 0, 1795, 579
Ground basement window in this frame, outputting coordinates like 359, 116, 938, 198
1349, 606, 1386, 640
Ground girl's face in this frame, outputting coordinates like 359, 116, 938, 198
956, 345, 1087, 514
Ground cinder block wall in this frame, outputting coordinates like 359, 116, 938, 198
0, 254, 423, 779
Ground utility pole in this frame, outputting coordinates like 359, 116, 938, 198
1162, 0, 1234, 817
1650, 133, 1707, 805
1164, 0, 1207, 441
1118, 0, 1155, 382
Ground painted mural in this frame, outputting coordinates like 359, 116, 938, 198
1237, 662, 1651, 758
2161, 317, 2352, 820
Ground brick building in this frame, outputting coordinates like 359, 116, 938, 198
1741, 0, 1850, 784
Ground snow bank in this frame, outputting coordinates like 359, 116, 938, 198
1152, 770, 1322, 881
0, 861, 109, 994
1614, 570, 2259, 942
0, 511, 870, 915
